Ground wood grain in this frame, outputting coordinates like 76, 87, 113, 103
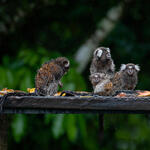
1, 95, 150, 114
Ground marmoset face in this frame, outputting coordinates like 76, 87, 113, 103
120, 63, 140, 76
94, 47, 111, 62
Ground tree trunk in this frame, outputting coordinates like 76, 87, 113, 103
0, 115, 9, 150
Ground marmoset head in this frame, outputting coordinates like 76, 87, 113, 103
120, 63, 140, 76
89, 73, 107, 87
55, 57, 70, 73
94, 47, 111, 62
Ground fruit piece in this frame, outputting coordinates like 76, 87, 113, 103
27, 88, 35, 93
138, 91, 150, 97
116, 92, 126, 97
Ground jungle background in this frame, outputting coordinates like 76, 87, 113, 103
0, 0, 150, 150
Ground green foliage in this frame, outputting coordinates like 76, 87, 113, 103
52, 114, 64, 139
0, 0, 150, 150
11, 114, 27, 143
64, 115, 77, 142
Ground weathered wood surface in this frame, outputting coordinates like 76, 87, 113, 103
1, 95, 150, 114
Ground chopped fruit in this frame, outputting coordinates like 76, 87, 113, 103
0, 91, 8, 96
27, 88, 35, 93
138, 91, 150, 97
62, 93, 66, 96
116, 92, 127, 97
54, 92, 62, 96
2, 88, 14, 92
0, 88, 15, 96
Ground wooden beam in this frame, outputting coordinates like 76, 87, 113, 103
1, 95, 150, 114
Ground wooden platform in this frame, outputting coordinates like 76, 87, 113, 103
1, 95, 150, 114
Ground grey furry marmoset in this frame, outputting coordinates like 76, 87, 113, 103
117, 63, 140, 90
35, 57, 70, 96
90, 47, 115, 76
92, 63, 140, 96
89, 73, 105, 88
90, 73, 113, 96
89, 47, 115, 95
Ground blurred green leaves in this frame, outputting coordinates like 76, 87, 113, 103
0, 0, 150, 150
61, 68, 86, 91
11, 114, 27, 143
52, 114, 64, 139
64, 115, 77, 142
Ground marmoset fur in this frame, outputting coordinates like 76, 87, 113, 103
35, 57, 70, 96
118, 63, 140, 90
90, 47, 115, 76
89, 73, 110, 88
92, 63, 140, 96
89, 47, 115, 95
89, 73, 113, 96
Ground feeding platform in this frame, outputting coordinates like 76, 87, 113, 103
0, 90, 150, 114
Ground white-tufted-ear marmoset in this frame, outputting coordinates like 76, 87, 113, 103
118, 63, 140, 90
90, 47, 115, 76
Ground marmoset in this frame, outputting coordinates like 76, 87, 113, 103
89, 73, 110, 88
89, 47, 115, 95
94, 79, 113, 96
90, 47, 115, 76
89, 73, 104, 88
35, 57, 70, 96
0, 57, 70, 112
89, 73, 113, 96
118, 63, 140, 90
92, 63, 140, 96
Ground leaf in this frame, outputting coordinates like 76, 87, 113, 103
65, 115, 77, 142
78, 115, 87, 140
0, 67, 7, 88
11, 114, 27, 143
6, 69, 14, 87
20, 71, 33, 90
52, 114, 64, 139
44, 114, 54, 125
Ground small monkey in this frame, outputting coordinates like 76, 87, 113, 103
90, 73, 113, 96
0, 57, 70, 112
92, 63, 140, 96
89, 47, 115, 95
35, 57, 70, 96
90, 47, 115, 76
106, 63, 140, 95
89, 73, 110, 88
94, 79, 113, 96
118, 63, 140, 90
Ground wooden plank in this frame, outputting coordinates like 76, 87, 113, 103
1, 95, 150, 114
